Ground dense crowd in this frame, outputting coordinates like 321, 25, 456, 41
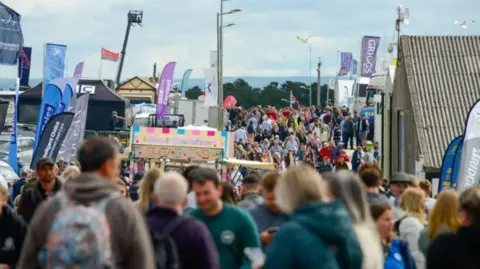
0, 135, 479, 269
227, 105, 378, 174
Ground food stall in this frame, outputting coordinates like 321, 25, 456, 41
130, 126, 234, 173
223, 158, 276, 185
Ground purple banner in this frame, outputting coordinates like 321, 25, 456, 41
359, 36, 381, 77
156, 62, 177, 117
338, 52, 353, 76
73, 62, 84, 78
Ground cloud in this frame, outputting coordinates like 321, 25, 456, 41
1, 0, 479, 82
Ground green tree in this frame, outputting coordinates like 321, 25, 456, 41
185, 86, 203, 100
186, 80, 333, 108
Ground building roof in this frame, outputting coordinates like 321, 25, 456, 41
400, 35, 480, 168
116, 76, 156, 91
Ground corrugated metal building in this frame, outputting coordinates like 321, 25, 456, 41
391, 35, 480, 176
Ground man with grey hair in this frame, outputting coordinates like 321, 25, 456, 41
147, 172, 219, 269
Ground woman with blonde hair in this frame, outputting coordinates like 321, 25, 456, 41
397, 187, 427, 269
418, 190, 459, 256
60, 165, 80, 184
137, 168, 162, 213
427, 187, 480, 269
264, 165, 363, 269
326, 171, 383, 269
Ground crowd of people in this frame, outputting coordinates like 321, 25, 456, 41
227, 105, 379, 174
0, 135, 479, 269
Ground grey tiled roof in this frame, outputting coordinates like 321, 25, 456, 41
401, 35, 480, 168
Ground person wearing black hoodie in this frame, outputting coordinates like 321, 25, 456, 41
427, 187, 480, 269
0, 176, 27, 268
17, 157, 63, 224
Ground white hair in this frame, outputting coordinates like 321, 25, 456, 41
154, 172, 188, 207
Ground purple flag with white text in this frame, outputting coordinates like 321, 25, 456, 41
338, 52, 353, 76
359, 36, 381, 77
156, 62, 177, 117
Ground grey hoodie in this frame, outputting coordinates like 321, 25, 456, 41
17, 173, 156, 269
237, 192, 264, 209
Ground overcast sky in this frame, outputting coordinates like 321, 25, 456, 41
1, 0, 479, 80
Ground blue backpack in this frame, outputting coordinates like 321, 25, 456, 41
39, 191, 118, 269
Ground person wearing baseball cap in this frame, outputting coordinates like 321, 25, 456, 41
389, 172, 416, 221
17, 157, 63, 224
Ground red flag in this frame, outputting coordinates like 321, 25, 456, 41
101, 48, 120, 62
223, 95, 238, 109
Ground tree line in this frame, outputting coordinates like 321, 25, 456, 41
184, 79, 334, 108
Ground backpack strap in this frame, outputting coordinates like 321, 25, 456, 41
394, 216, 408, 236
152, 217, 190, 269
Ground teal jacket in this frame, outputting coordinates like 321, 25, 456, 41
264, 200, 363, 269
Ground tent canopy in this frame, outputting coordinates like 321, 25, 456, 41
21, 79, 129, 103
18, 79, 130, 131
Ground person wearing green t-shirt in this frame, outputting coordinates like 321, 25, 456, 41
189, 167, 261, 269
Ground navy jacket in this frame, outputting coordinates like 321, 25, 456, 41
146, 207, 219, 269
0, 205, 27, 267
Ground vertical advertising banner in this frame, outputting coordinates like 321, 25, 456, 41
439, 136, 463, 191
57, 94, 89, 163
0, 2, 23, 65
60, 78, 79, 112
456, 100, 480, 192
451, 141, 464, 188
204, 68, 218, 107
359, 36, 381, 77
34, 80, 63, 150
180, 69, 193, 97
351, 59, 358, 76
18, 46, 31, 87
73, 62, 84, 78
156, 62, 176, 117
8, 78, 20, 173
44, 43, 67, 85
338, 52, 353, 76
31, 112, 75, 169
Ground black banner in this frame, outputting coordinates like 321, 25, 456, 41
0, 100, 8, 131
31, 112, 74, 169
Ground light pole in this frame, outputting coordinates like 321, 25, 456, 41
317, 57, 322, 107
216, 5, 241, 130
297, 36, 312, 106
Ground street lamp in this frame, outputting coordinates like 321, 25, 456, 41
216, 2, 241, 130
297, 35, 312, 106
317, 57, 322, 107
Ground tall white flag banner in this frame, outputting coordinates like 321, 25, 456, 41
56, 94, 90, 163
456, 99, 480, 192
209, 50, 217, 68
204, 68, 218, 107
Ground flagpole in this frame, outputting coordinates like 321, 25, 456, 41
290, 90, 293, 108
42, 43, 46, 96
99, 48, 103, 79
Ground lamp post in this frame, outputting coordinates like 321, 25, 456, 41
297, 36, 312, 106
216, 3, 241, 130
317, 57, 322, 107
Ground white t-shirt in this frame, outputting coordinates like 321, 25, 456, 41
425, 197, 436, 213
